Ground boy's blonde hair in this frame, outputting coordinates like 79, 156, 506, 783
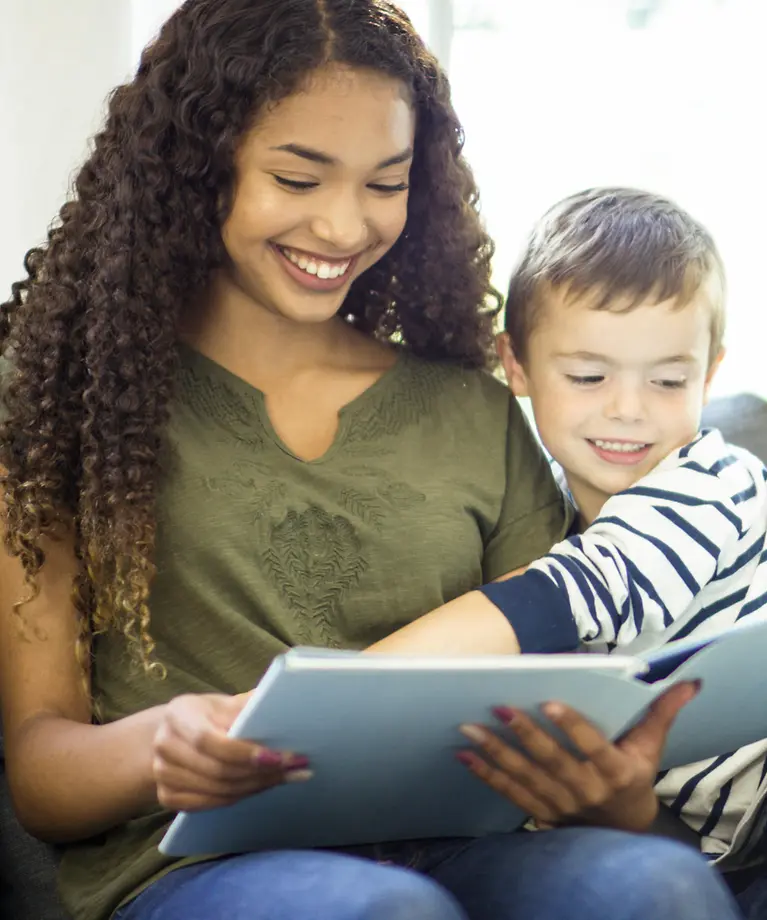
505, 187, 726, 366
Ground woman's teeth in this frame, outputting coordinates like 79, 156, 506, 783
592, 440, 649, 453
280, 246, 351, 279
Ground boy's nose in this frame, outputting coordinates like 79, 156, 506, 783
606, 385, 646, 422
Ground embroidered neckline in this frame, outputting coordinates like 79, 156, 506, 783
176, 341, 412, 464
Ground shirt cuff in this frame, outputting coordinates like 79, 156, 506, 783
478, 570, 580, 654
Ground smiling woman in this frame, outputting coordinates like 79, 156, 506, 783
217, 65, 414, 315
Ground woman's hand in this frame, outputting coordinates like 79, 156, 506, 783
151, 692, 312, 812
456, 680, 698, 833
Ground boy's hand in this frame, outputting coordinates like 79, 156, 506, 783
151, 692, 312, 812
456, 681, 698, 832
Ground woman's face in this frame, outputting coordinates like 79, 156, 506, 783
219, 64, 415, 325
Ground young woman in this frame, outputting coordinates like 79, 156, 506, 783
0, 2, 742, 919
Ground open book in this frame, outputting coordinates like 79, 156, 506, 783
160, 616, 767, 857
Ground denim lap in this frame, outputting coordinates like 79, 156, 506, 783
115, 828, 745, 920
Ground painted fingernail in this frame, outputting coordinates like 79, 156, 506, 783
455, 751, 476, 767
254, 749, 282, 767
691, 679, 703, 694
284, 754, 310, 769
459, 724, 487, 744
492, 706, 518, 724
284, 769, 314, 783
543, 702, 565, 720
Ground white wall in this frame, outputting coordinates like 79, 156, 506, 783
449, 0, 767, 398
0, 0, 133, 296
131, 0, 182, 65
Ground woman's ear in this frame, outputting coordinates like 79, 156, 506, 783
496, 332, 530, 397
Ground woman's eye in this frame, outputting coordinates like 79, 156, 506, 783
273, 176, 318, 191
368, 182, 410, 193
566, 374, 604, 386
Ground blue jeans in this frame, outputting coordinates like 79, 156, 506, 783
115, 828, 744, 920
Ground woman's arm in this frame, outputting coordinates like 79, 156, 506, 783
0, 489, 308, 843
0, 505, 162, 841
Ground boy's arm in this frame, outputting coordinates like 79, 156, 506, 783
366, 575, 524, 656
370, 440, 760, 659
480, 448, 757, 651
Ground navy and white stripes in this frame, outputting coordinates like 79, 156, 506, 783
479, 428, 767, 864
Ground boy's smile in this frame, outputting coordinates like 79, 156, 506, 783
587, 438, 654, 466
501, 286, 722, 525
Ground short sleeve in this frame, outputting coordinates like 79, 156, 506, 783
482, 396, 573, 581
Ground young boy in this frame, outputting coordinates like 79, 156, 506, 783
477, 187, 767, 869
481, 187, 767, 659
381, 187, 767, 870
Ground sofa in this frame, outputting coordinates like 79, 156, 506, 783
2, 391, 767, 920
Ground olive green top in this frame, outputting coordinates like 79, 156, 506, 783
3, 345, 571, 920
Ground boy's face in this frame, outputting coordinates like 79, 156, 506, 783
500, 287, 722, 524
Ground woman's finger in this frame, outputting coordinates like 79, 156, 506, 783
156, 776, 308, 814
155, 726, 307, 782
619, 681, 699, 760
153, 759, 286, 801
531, 703, 638, 793
157, 790, 246, 812
459, 724, 586, 817
163, 716, 265, 768
161, 701, 308, 772
488, 710, 613, 809
456, 750, 562, 824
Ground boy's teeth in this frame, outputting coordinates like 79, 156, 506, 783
281, 246, 350, 279
593, 439, 648, 453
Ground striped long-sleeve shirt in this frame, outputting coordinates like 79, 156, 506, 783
479, 427, 767, 866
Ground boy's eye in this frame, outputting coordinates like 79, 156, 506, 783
566, 374, 604, 386
655, 378, 687, 389
368, 182, 410, 194
273, 175, 318, 191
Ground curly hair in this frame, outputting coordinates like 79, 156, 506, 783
0, 0, 501, 682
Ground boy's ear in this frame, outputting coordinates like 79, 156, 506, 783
496, 332, 530, 397
703, 347, 726, 404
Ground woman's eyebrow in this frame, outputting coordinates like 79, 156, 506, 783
270, 143, 413, 169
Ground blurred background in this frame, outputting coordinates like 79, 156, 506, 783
1, 0, 764, 397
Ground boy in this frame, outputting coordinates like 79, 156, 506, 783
481, 187, 767, 663
485, 187, 767, 870
391, 188, 767, 869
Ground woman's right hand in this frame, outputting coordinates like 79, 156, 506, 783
151, 692, 312, 812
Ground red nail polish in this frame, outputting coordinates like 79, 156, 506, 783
455, 750, 475, 767
492, 705, 518, 724
286, 755, 310, 769
254, 749, 282, 767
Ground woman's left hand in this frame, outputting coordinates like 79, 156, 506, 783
456, 680, 698, 833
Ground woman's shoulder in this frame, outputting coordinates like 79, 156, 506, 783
401, 352, 512, 417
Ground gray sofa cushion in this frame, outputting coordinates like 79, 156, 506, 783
701, 392, 767, 462
0, 768, 68, 919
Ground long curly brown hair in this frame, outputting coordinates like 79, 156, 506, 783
0, 0, 501, 680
